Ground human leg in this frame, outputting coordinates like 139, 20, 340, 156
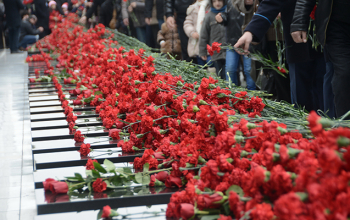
242, 55, 255, 90
8, 26, 21, 52
135, 26, 147, 44
19, 35, 39, 49
214, 59, 226, 80
176, 17, 190, 62
326, 22, 350, 118
225, 49, 240, 85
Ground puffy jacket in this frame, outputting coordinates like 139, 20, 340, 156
290, 0, 332, 46
145, 0, 164, 21
157, 23, 182, 54
184, 2, 210, 57
164, 0, 194, 20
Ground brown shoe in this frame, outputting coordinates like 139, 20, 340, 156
19, 47, 26, 51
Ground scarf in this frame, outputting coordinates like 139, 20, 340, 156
196, 0, 210, 35
211, 5, 227, 14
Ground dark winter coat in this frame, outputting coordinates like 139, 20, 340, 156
99, 0, 122, 29
164, 0, 194, 20
199, 10, 226, 61
86, 0, 106, 19
20, 19, 41, 41
34, 0, 49, 30
290, 0, 350, 46
244, 0, 323, 63
145, 0, 164, 21
220, 0, 244, 46
3, 0, 24, 27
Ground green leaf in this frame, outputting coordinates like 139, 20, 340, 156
97, 209, 103, 220
201, 215, 221, 220
123, 167, 132, 174
142, 175, 151, 185
143, 163, 150, 174
135, 172, 143, 184
115, 168, 128, 177
226, 185, 244, 197
92, 169, 101, 178
65, 177, 80, 181
86, 175, 93, 183
103, 159, 116, 172
94, 91, 103, 96
74, 173, 84, 181
93, 162, 107, 174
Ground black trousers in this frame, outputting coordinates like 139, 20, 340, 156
326, 20, 350, 119
214, 59, 226, 80
8, 25, 20, 52
176, 16, 190, 62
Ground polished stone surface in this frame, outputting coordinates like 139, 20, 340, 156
0, 49, 36, 220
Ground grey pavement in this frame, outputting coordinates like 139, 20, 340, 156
0, 49, 36, 220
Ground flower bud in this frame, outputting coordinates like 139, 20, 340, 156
134, 80, 141, 85
192, 105, 200, 112
115, 93, 119, 97
337, 136, 350, 147
199, 100, 208, 105
176, 81, 184, 87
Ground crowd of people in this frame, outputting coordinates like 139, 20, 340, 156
0, 0, 348, 118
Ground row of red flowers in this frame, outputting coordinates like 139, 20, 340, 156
30, 15, 350, 220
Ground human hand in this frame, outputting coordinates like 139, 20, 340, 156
215, 13, 223, 23
130, 2, 137, 7
192, 32, 199, 39
123, 18, 129, 26
145, 18, 151, 25
276, 12, 281, 20
244, 0, 254, 5
234, 31, 253, 55
166, 16, 175, 29
291, 31, 307, 43
38, 27, 44, 32
79, 16, 87, 24
128, 5, 133, 12
160, 40, 165, 47
201, 56, 207, 61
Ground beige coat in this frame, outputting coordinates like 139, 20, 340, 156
183, 2, 210, 58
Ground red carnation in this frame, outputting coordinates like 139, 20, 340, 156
310, 5, 317, 20
207, 44, 214, 56
250, 203, 274, 220
211, 42, 222, 53
109, 129, 120, 140
74, 130, 85, 142
101, 205, 112, 218
79, 143, 91, 156
85, 159, 98, 170
92, 178, 107, 192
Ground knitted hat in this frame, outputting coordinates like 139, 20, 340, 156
48, 1, 57, 7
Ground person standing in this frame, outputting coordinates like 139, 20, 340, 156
122, 0, 147, 43
290, 0, 348, 118
3, 0, 24, 53
34, 0, 50, 38
216, 0, 256, 90
165, 0, 196, 62
145, 0, 164, 30
234, 0, 326, 112
199, 0, 227, 79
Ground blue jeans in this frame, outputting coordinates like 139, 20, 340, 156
197, 55, 213, 67
225, 49, 255, 90
135, 27, 147, 44
289, 57, 326, 112
19, 35, 38, 49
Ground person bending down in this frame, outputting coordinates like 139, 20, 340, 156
19, 15, 43, 50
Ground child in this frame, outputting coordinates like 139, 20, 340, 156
216, 0, 256, 90
184, 0, 210, 65
157, 23, 182, 60
199, 0, 226, 79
